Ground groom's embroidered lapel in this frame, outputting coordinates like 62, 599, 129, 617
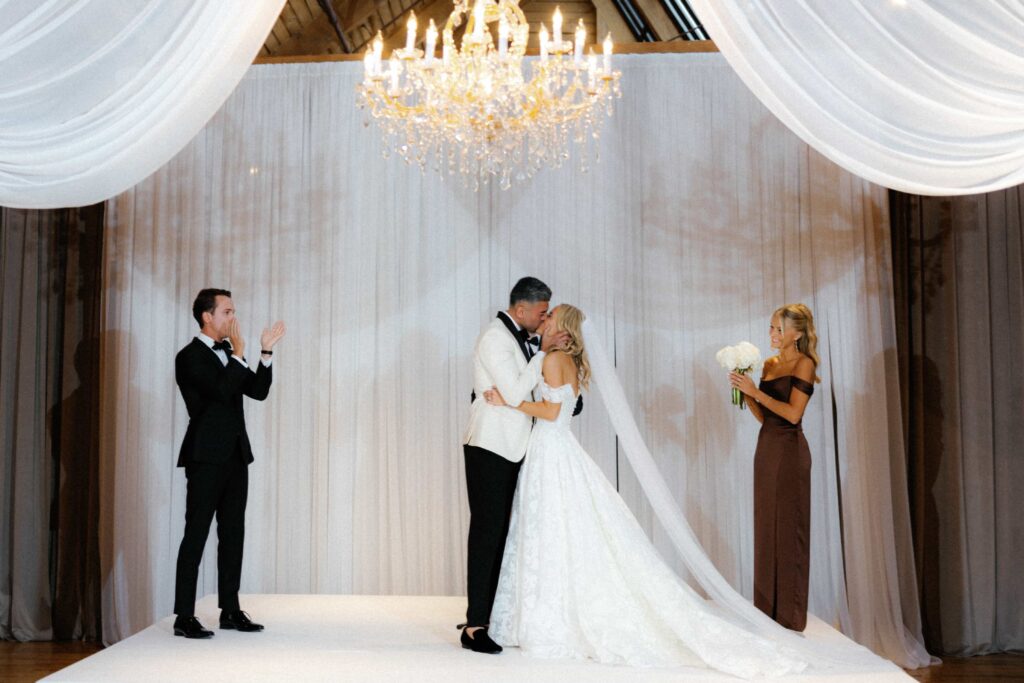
496, 312, 531, 362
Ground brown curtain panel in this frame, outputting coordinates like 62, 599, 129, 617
891, 187, 1024, 656
0, 205, 104, 641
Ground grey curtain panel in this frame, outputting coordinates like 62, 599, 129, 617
891, 187, 1024, 656
0, 205, 104, 641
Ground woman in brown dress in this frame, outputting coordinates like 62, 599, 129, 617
730, 303, 820, 631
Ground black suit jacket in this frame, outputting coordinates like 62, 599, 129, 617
175, 338, 272, 467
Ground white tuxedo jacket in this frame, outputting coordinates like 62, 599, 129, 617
463, 317, 545, 462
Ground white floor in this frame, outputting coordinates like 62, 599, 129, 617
42, 594, 912, 682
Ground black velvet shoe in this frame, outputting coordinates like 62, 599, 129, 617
219, 610, 264, 632
173, 616, 214, 639
461, 627, 502, 654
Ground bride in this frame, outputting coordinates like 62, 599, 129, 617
482, 304, 808, 678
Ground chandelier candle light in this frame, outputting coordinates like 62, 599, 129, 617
357, 0, 622, 189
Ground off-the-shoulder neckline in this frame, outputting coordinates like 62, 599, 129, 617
542, 380, 580, 398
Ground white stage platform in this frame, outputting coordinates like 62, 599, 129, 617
42, 595, 912, 682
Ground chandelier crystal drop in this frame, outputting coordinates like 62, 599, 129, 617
356, 0, 622, 189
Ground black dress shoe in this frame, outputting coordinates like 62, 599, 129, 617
173, 616, 214, 639
220, 610, 264, 632
461, 627, 502, 654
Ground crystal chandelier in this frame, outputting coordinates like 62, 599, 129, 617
356, 0, 622, 189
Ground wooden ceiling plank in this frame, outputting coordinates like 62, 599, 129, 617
343, 0, 375, 26
590, 0, 635, 44
266, 0, 335, 56
255, 39, 716, 63
263, 0, 651, 56
281, 2, 303, 35
290, 0, 315, 24
274, 21, 294, 43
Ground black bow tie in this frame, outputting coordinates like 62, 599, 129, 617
516, 328, 540, 346
212, 340, 232, 353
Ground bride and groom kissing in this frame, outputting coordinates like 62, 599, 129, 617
459, 277, 810, 677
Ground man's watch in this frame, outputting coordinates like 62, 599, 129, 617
261, 349, 273, 356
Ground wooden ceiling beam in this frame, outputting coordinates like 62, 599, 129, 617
255, 38, 717, 63
626, 0, 676, 41
263, 0, 693, 56
590, 0, 635, 45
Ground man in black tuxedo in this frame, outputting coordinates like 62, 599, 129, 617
172, 288, 285, 639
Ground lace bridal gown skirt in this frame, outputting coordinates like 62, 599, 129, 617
489, 385, 806, 679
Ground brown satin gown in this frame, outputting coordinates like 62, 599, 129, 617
753, 374, 814, 631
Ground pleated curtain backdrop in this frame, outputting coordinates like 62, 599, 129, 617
1, 206, 104, 641
891, 187, 1024, 655
99, 54, 929, 666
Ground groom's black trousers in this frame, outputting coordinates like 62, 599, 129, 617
464, 445, 522, 627
174, 445, 248, 617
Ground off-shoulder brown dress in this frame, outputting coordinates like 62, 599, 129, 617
753, 374, 814, 631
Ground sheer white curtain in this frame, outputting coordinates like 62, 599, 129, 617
0, 0, 284, 209
688, 1, 1024, 195
100, 54, 928, 666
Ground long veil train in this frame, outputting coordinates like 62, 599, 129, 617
579, 319, 897, 671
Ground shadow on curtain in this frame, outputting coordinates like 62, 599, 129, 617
0, 205, 104, 641
891, 186, 1024, 656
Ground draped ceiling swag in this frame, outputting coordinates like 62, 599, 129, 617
0, 0, 285, 209
689, 0, 1024, 195
2, 1, 1022, 206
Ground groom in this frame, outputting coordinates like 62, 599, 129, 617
172, 288, 285, 639
459, 277, 569, 654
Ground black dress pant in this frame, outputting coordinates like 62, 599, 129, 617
464, 444, 522, 627
174, 449, 249, 617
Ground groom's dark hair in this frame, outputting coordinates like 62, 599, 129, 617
192, 288, 232, 327
509, 277, 552, 307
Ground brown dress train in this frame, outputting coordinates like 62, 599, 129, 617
753, 374, 814, 631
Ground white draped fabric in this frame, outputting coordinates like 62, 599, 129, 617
99, 54, 929, 667
688, 1, 1024, 196
0, 0, 285, 209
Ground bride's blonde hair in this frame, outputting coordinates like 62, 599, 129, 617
547, 304, 591, 390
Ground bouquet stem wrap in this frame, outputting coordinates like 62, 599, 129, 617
732, 368, 752, 409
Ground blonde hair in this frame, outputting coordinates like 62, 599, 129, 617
773, 303, 821, 383
548, 304, 591, 390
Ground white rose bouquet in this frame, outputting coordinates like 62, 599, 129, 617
716, 342, 762, 410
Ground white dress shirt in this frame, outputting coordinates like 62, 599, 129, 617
498, 311, 540, 357
196, 332, 273, 368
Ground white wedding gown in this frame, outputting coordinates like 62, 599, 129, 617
489, 381, 808, 678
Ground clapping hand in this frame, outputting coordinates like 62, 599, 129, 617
484, 386, 507, 407
260, 321, 286, 352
